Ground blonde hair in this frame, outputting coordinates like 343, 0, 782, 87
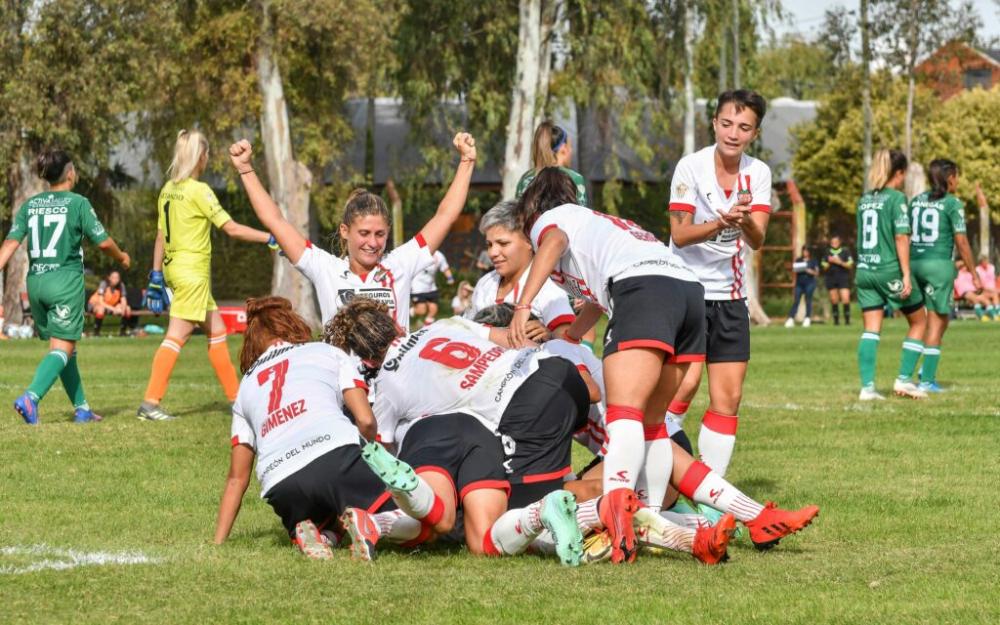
531, 122, 563, 169
167, 129, 209, 183
866, 149, 907, 191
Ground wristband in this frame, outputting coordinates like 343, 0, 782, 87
563, 333, 581, 345
239, 169, 254, 176
514, 304, 531, 311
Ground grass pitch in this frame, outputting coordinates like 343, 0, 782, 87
1, 320, 998, 624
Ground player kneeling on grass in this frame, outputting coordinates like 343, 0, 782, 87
0, 149, 130, 424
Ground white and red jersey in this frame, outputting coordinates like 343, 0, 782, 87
543, 340, 606, 457
411, 250, 450, 295
667, 145, 773, 300
230, 342, 368, 496
464, 265, 576, 331
371, 317, 555, 446
528, 204, 696, 312
294, 234, 435, 327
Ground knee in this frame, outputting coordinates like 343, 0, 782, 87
711, 389, 742, 415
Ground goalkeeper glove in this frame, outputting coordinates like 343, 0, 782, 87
144, 270, 170, 314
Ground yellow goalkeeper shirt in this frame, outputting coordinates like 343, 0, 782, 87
157, 178, 231, 273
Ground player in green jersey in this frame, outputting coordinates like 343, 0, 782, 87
0, 150, 130, 424
514, 121, 589, 206
909, 159, 980, 392
853, 149, 928, 401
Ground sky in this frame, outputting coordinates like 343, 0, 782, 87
773, 0, 1000, 44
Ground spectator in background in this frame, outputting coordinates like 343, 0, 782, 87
87, 270, 132, 336
410, 249, 455, 328
785, 246, 819, 328
956, 259, 998, 320
976, 253, 997, 297
822, 234, 854, 325
451, 280, 474, 316
476, 248, 493, 275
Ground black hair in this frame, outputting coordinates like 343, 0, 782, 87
472, 303, 539, 328
928, 159, 958, 201
514, 167, 578, 236
714, 90, 767, 128
36, 150, 73, 184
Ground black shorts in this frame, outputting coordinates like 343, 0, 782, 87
411, 290, 439, 304
705, 299, 751, 363
398, 414, 510, 503
825, 273, 851, 290
603, 275, 707, 363
264, 444, 393, 537
499, 357, 590, 506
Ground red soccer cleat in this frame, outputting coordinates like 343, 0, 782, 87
744, 502, 820, 551
340, 507, 380, 562
598, 488, 640, 564
691, 513, 736, 565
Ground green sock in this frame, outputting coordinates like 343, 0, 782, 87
27, 349, 70, 401
858, 331, 880, 388
898, 338, 923, 381
974, 304, 984, 318
59, 351, 89, 410
921, 345, 941, 383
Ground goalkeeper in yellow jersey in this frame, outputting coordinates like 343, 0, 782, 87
137, 130, 274, 421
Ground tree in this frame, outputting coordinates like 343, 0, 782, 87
682, 0, 697, 155
861, 0, 873, 183
502, 0, 545, 199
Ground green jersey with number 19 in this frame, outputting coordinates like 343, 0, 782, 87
5, 191, 109, 276
855, 187, 910, 274
908, 191, 965, 261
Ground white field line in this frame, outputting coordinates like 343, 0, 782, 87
0, 544, 162, 575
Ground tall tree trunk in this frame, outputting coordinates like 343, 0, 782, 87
256, 1, 319, 329
683, 0, 696, 155
2, 153, 43, 325
904, 0, 918, 161
386, 179, 404, 249
533, 0, 560, 131
731, 0, 740, 88
861, 0, 872, 186
718, 24, 727, 92
502, 0, 542, 200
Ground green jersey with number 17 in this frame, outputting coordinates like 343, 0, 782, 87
4, 191, 109, 276
855, 187, 910, 273
908, 191, 965, 261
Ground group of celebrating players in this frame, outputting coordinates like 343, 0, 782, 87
18, 87, 922, 566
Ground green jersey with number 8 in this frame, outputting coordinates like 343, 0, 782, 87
5, 191, 109, 276
855, 187, 910, 274
908, 191, 965, 261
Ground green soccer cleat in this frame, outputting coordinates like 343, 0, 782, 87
539, 490, 583, 567
361, 441, 418, 492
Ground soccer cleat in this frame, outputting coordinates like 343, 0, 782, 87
14, 393, 39, 425
581, 530, 613, 564
744, 502, 820, 551
893, 379, 928, 399
858, 386, 885, 401
697, 503, 746, 539
667, 496, 700, 516
292, 519, 335, 560
340, 507, 380, 562
137, 402, 177, 421
361, 441, 418, 492
539, 490, 583, 567
802, 317, 811, 328
918, 381, 945, 394
691, 513, 737, 565
784, 318, 794, 328
598, 488, 640, 564
73, 408, 103, 423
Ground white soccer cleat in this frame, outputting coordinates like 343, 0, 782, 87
802, 317, 811, 328
784, 318, 795, 328
893, 379, 928, 400
858, 386, 886, 401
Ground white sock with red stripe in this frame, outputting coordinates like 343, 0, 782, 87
602, 405, 645, 491
483, 500, 545, 556
638, 514, 695, 552
575, 497, 602, 533
388, 477, 445, 526
698, 410, 738, 476
666, 399, 690, 427
677, 460, 764, 522
372, 509, 422, 543
659, 510, 708, 530
635, 422, 672, 511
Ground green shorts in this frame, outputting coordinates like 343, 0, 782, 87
27, 270, 86, 341
911, 260, 956, 315
856, 268, 924, 312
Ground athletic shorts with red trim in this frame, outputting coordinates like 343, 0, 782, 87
602, 275, 707, 362
705, 298, 751, 363
499, 357, 590, 507
398, 413, 510, 504
264, 444, 396, 537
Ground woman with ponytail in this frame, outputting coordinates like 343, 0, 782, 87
854, 149, 928, 401
515, 121, 588, 205
0, 149, 130, 424
908, 159, 980, 392
137, 130, 274, 422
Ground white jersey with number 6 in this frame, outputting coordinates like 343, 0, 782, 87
528, 204, 696, 312
231, 342, 369, 497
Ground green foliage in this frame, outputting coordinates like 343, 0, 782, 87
750, 35, 842, 101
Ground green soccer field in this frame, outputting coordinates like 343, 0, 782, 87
1, 320, 999, 625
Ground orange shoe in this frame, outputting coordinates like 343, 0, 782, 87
691, 513, 736, 565
744, 502, 820, 551
340, 507, 380, 562
598, 488, 640, 564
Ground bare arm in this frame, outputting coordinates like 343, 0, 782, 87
894, 234, 913, 299
213, 444, 255, 544
954, 234, 982, 291
740, 210, 769, 250
577, 367, 602, 404
418, 133, 477, 254
0, 239, 20, 272
97, 237, 130, 269
228, 140, 307, 263
220, 219, 271, 244
565, 301, 603, 343
669, 210, 724, 247
512, 229, 569, 346
343, 388, 377, 442
151, 229, 165, 272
